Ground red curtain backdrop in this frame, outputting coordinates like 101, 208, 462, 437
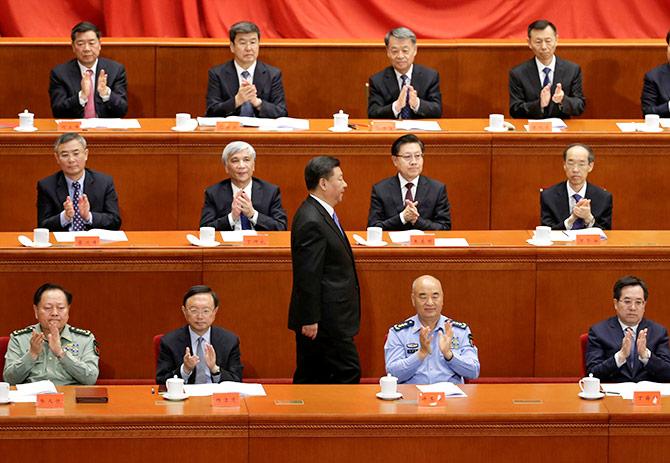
0, 0, 669, 38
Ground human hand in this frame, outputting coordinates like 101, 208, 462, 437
552, 83, 564, 104
540, 84, 551, 108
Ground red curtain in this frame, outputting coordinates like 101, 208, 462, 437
0, 0, 668, 39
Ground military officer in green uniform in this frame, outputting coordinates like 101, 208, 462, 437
3, 283, 99, 385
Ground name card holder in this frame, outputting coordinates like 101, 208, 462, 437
37, 393, 65, 409
576, 235, 600, 245
528, 121, 552, 132
634, 391, 661, 406
417, 390, 445, 407
370, 121, 395, 131
216, 121, 241, 131
57, 121, 82, 131
410, 234, 435, 246
74, 236, 100, 247
243, 234, 269, 246
212, 392, 240, 407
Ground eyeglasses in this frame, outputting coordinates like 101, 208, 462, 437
185, 307, 214, 316
395, 154, 423, 162
618, 298, 645, 308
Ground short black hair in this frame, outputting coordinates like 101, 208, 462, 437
666, 30, 670, 45
33, 283, 72, 305
563, 143, 594, 163
71, 21, 101, 42
304, 156, 340, 191
613, 275, 648, 301
229, 21, 260, 43
391, 134, 424, 156
182, 285, 219, 307
527, 19, 557, 38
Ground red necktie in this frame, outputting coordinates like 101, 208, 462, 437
405, 182, 414, 202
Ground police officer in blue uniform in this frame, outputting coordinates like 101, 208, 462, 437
384, 275, 479, 384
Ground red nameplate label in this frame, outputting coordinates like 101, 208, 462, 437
74, 236, 100, 247
216, 121, 241, 131
243, 234, 269, 246
57, 121, 82, 131
634, 391, 661, 406
528, 121, 552, 132
370, 121, 395, 131
576, 234, 600, 245
417, 390, 445, 407
37, 393, 65, 409
410, 234, 435, 246
212, 392, 240, 407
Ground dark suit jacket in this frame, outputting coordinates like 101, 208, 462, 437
288, 196, 360, 338
641, 63, 670, 117
49, 58, 128, 119
368, 64, 442, 118
540, 181, 612, 230
367, 175, 451, 230
199, 177, 287, 231
586, 316, 670, 383
205, 60, 287, 118
156, 325, 242, 385
36, 168, 122, 231
509, 57, 585, 119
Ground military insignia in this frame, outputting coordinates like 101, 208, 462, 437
450, 337, 460, 349
449, 319, 468, 329
70, 326, 92, 336
406, 342, 419, 354
392, 319, 415, 331
11, 326, 33, 336
94, 340, 100, 357
63, 343, 80, 355
468, 333, 475, 346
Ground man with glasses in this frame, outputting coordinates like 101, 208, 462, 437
156, 285, 242, 385
586, 276, 670, 383
37, 132, 121, 231
540, 143, 612, 230
367, 134, 451, 230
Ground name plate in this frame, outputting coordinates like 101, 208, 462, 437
215, 121, 241, 131
528, 121, 552, 132
74, 236, 100, 247
57, 121, 82, 131
410, 234, 435, 246
212, 392, 240, 407
634, 390, 661, 406
417, 390, 445, 407
243, 234, 269, 246
370, 121, 395, 131
576, 234, 600, 245
37, 393, 65, 409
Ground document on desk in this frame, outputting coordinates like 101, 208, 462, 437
616, 122, 665, 133
388, 230, 424, 243
396, 120, 442, 131
523, 118, 567, 132
55, 118, 141, 129
197, 116, 309, 130
12, 380, 58, 401
434, 238, 469, 247
550, 228, 608, 242
53, 230, 129, 242
416, 382, 467, 398
184, 382, 267, 397
602, 381, 670, 400
220, 230, 257, 242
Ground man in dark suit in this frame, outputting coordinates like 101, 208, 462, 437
509, 19, 585, 119
368, 27, 442, 119
288, 156, 361, 384
200, 141, 287, 231
541, 143, 612, 230
641, 30, 670, 117
206, 21, 287, 118
156, 285, 242, 385
368, 134, 451, 230
49, 22, 128, 119
586, 276, 670, 383
37, 133, 121, 231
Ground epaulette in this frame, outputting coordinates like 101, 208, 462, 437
11, 326, 33, 336
449, 319, 468, 329
392, 319, 415, 331
70, 326, 92, 336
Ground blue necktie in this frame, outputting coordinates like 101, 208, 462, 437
71, 181, 85, 231
240, 70, 255, 117
195, 336, 209, 384
626, 327, 637, 372
332, 211, 344, 236
400, 74, 411, 120
240, 214, 252, 230
572, 193, 585, 230
542, 67, 551, 87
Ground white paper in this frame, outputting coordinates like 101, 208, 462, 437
53, 229, 128, 243
602, 381, 670, 400
395, 120, 442, 131
388, 230, 424, 243
16, 380, 57, 395
616, 122, 638, 133
220, 230, 257, 242
55, 118, 141, 129
7, 391, 37, 403
434, 238, 469, 247
196, 116, 309, 130
660, 118, 670, 128
616, 122, 665, 133
416, 382, 467, 397
184, 382, 267, 397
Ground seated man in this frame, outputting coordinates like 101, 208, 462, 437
540, 143, 612, 230
200, 141, 287, 231
3, 283, 99, 385
49, 21, 128, 119
206, 21, 287, 118
37, 132, 122, 231
641, 30, 670, 117
368, 27, 442, 119
385, 275, 479, 384
368, 134, 451, 230
156, 285, 242, 385
586, 275, 670, 383
509, 19, 585, 119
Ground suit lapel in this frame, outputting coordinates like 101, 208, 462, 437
224, 61, 240, 98
307, 196, 353, 258
552, 58, 565, 91
83, 169, 95, 205
55, 172, 69, 205
383, 67, 400, 100
411, 65, 424, 93
251, 178, 264, 209
253, 62, 269, 99
525, 59, 542, 90
555, 183, 570, 221
388, 176, 404, 213
662, 64, 670, 100
414, 176, 428, 207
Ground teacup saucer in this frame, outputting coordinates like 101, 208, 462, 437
526, 238, 553, 246
328, 126, 352, 132
484, 126, 508, 132
163, 392, 188, 401
578, 391, 604, 400
364, 240, 388, 247
0, 398, 12, 404
14, 126, 38, 132
376, 391, 403, 401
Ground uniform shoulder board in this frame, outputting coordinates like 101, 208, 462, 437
11, 326, 33, 336
450, 320, 468, 329
392, 319, 415, 331
70, 326, 92, 336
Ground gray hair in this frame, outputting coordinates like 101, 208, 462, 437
384, 27, 417, 47
54, 132, 87, 151
222, 141, 256, 164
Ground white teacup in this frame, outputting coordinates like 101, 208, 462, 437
333, 110, 349, 130
579, 373, 600, 396
199, 226, 215, 243
489, 113, 505, 130
176, 113, 192, 130
367, 226, 382, 243
33, 228, 49, 245
166, 376, 184, 396
379, 374, 398, 395
0, 382, 9, 402
645, 114, 660, 130
534, 225, 551, 242
19, 110, 34, 130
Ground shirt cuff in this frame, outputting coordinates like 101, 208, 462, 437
399, 212, 407, 225
85, 212, 93, 225
180, 364, 192, 381
250, 210, 259, 225
412, 99, 421, 112
78, 91, 87, 106
392, 102, 400, 118
639, 348, 651, 365
60, 211, 72, 228
615, 352, 626, 368
100, 87, 111, 101
228, 212, 237, 229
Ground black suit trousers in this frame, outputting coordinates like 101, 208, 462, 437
293, 332, 360, 384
